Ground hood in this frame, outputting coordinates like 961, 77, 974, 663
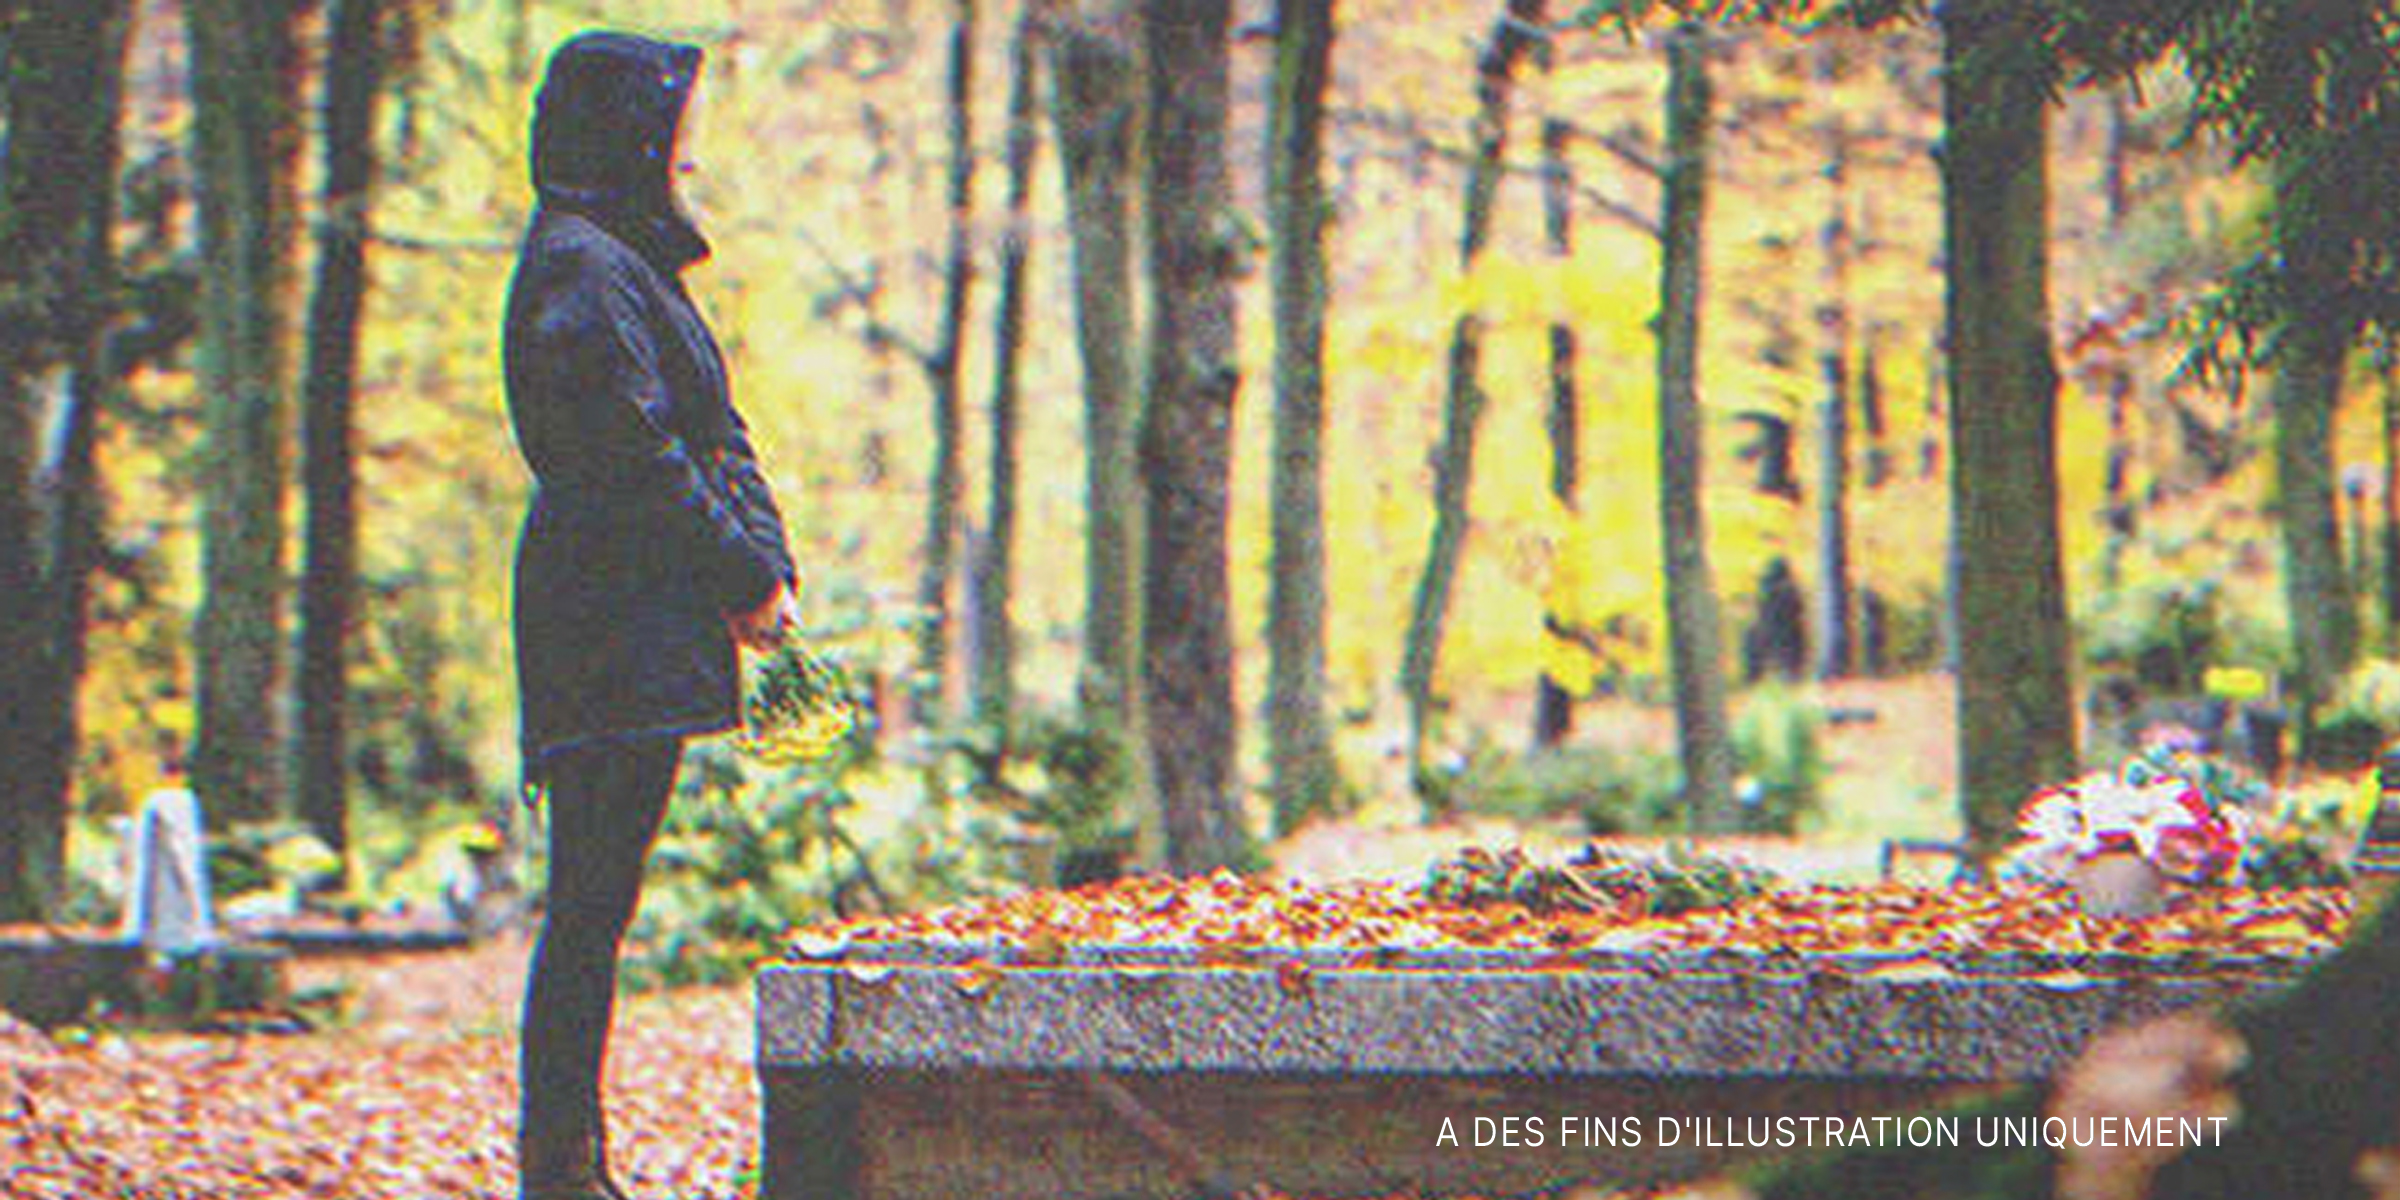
530, 31, 710, 270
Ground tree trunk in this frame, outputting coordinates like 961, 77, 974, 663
916, 0, 976, 747
188, 0, 303, 826
1534, 115, 1581, 750
2380, 348, 2400, 642
1812, 44, 1854, 682
1141, 0, 1248, 875
970, 12, 1038, 750
2099, 85, 2137, 592
2101, 359, 2136, 592
1053, 14, 1141, 719
1266, 0, 1340, 836
1655, 22, 1737, 834
33, 0, 134, 904
1942, 0, 2075, 858
297, 0, 385, 873
2276, 320, 2362, 736
1050, 11, 1151, 858
1859, 329, 1890, 674
1400, 0, 1545, 806
0, 0, 132, 922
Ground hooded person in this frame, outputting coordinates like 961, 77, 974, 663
503, 30, 799, 1200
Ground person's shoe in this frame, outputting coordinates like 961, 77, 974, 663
520, 1166, 630, 1200
521, 1184, 627, 1200
519, 1128, 629, 1200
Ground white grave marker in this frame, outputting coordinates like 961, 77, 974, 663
119, 785, 218, 959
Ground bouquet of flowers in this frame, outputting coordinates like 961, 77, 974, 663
736, 635, 862, 765
2005, 756, 2247, 888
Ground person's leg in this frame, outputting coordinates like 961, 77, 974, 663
518, 736, 682, 1200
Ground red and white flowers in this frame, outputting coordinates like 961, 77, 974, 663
2008, 762, 2247, 887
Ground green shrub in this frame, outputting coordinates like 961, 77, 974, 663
1429, 738, 1681, 835
997, 706, 1138, 857
1731, 685, 1827, 834
2310, 659, 2400, 770
2080, 578, 2222, 692
926, 704, 1152, 885
1861, 586, 1948, 675
2240, 784, 2361, 890
623, 734, 983, 991
1433, 690, 1826, 836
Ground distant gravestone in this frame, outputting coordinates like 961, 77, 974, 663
1742, 557, 1807, 683
119, 785, 217, 960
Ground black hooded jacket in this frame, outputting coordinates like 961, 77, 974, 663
504, 31, 795, 782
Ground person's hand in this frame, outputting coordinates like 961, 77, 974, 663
728, 583, 798, 653
2051, 1012, 2247, 1200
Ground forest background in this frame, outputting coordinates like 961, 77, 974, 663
4, 0, 2391, 939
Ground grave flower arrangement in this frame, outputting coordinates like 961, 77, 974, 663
2004, 755, 2247, 891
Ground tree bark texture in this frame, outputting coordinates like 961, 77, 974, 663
1266, 0, 1340, 835
298, 0, 386, 870
1142, 0, 1249, 875
1656, 23, 1737, 834
915, 0, 976, 739
189, 0, 304, 826
2098, 86, 2138, 592
2275, 321, 2362, 726
1941, 0, 2076, 857
1051, 15, 1142, 728
2381, 353, 2400, 640
970, 12, 1038, 748
33, 6, 131, 910
0, 0, 132, 921
1399, 0, 1544, 801
1534, 115, 1580, 750
1812, 44, 1854, 681
1859, 331, 1890, 673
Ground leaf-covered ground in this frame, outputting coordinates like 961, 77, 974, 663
0, 932, 759, 1200
0, 923, 1717, 1200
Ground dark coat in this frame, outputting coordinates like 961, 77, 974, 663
505, 32, 794, 783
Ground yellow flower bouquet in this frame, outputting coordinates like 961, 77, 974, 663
736, 635, 862, 765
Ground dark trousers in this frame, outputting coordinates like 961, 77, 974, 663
519, 735, 683, 1193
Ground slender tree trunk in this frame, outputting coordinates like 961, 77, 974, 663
1534, 115, 1581, 749
2380, 347, 2400, 642
970, 12, 1038, 749
1812, 45, 1854, 681
2098, 85, 2137, 592
1051, 11, 1152, 858
297, 0, 385, 873
1142, 0, 1248, 875
2276, 320, 2362, 739
1266, 0, 1340, 835
1052, 15, 1141, 722
1400, 0, 1545, 806
2101, 361, 2135, 591
1655, 22, 1736, 834
1857, 329, 1890, 674
188, 0, 303, 826
916, 0, 976, 748
33, 0, 133, 901
1942, 0, 2075, 858
0, 0, 132, 922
